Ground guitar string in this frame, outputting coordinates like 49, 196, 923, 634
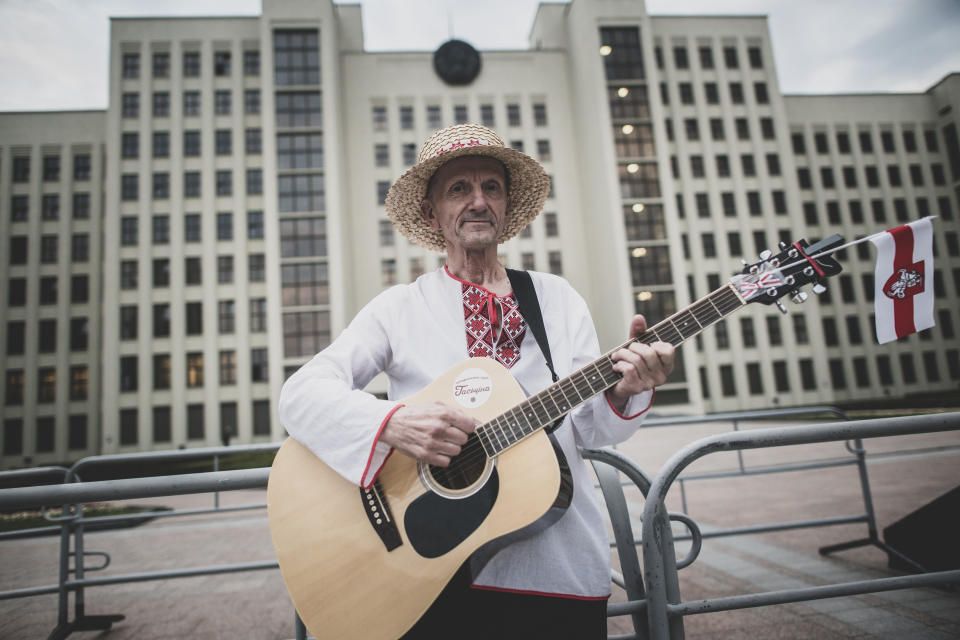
431, 287, 747, 480
434, 287, 747, 477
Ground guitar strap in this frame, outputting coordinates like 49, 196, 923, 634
505, 269, 565, 434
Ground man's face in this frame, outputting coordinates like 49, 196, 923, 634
420, 156, 510, 251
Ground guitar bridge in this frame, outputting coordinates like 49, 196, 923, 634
361, 480, 402, 551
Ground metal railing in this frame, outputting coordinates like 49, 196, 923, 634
0, 445, 280, 640
639, 411, 960, 639
638, 406, 900, 562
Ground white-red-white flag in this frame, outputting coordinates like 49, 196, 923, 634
869, 217, 935, 344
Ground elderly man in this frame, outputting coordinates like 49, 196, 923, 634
279, 124, 674, 639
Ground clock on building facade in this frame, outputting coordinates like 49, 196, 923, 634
433, 39, 482, 85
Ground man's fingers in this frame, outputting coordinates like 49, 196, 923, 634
628, 314, 648, 339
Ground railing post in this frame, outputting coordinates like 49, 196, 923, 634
295, 611, 307, 640
214, 455, 220, 509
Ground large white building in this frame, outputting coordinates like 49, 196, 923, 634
2, 0, 959, 468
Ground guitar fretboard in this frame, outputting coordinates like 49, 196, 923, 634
474, 284, 746, 457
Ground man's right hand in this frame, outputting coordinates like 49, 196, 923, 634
378, 402, 476, 467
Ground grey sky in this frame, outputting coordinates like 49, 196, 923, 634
0, 0, 958, 111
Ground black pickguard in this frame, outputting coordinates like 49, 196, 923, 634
405, 470, 500, 558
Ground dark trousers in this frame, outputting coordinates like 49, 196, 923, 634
401, 564, 608, 640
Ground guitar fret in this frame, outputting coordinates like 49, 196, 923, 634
490, 420, 508, 450
476, 426, 495, 457
500, 413, 519, 445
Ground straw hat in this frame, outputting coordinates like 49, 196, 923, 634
385, 124, 550, 251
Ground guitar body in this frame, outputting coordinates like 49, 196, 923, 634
267, 358, 570, 639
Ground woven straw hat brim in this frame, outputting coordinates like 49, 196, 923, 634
385, 144, 550, 252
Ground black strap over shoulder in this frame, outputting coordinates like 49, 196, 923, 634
506, 268, 559, 384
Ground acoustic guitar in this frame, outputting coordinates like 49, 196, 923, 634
267, 235, 843, 639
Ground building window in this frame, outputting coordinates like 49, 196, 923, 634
748, 46, 763, 68
673, 46, 689, 69
215, 90, 231, 116
251, 348, 269, 382
153, 131, 170, 158
372, 105, 387, 131
247, 169, 263, 195
184, 91, 200, 117
679, 82, 693, 104
120, 260, 138, 289
374, 143, 389, 167
704, 82, 719, 104
283, 310, 331, 357
40, 235, 58, 263
185, 256, 202, 285
698, 46, 714, 68
220, 350, 237, 385
729, 82, 744, 104
183, 130, 201, 157
214, 51, 231, 76
548, 251, 563, 275
427, 105, 442, 129
187, 405, 204, 441
245, 128, 262, 155
719, 364, 736, 396
182, 214, 200, 242
221, 402, 238, 443
746, 363, 764, 394
121, 174, 138, 201
243, 50, 260, 76
122, 52, 140, 78
278, 174, 324, 212
244, 89, 260, 115
399, 105, 414, 130
70, 366, 88, 400
280, 217, 327, 257
74, 154, 91, 181
7, 322, 25, 356
274, 29, 320, 85
187, 352, 204, 388
37, 368, 56, 403
215, 129, 232, 155
120, 306, 138, 340
122, 132, 139, 158
153, 303, 171, 337
218, 300, 235, 334
753, 82, 769, 104
379, 220, 395, 246
277, 133, 323, 169
250, 298, 267, 332
276, 91, 322, 127
153, 407, 171, 444
216, 171, 232, 196
71, 274, 89, 303
153, 92, 170, 117
246, 210, 264, 239
183, 51, 200, 76
507, 104, 521, 127
184, 171, 201, 198
43, 155, 60, 181
186, 302, 203, 335
40, 195, 59, 221
217, 255, 234, 284
381, 259, 397, 286
249, 254, 265, 282
723, 46, 738, 68
454, 105, 468, 124
38, 319, 57, 353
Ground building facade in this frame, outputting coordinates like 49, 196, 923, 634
2, 0, 959, 468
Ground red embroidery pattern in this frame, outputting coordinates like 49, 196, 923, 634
461, 283, 526, 369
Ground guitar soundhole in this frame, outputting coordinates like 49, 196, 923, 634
427, 433, 489, 491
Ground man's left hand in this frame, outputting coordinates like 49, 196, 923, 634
606, 314, 675, 413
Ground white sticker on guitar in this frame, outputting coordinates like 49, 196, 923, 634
452, 369, 492, 408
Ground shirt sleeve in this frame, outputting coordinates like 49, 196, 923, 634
277, 288, 402, 487
560, 284, 654, 449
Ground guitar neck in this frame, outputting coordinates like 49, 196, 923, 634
474, 284, 746, 457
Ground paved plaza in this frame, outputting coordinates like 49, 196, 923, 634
1, 417, 958, 639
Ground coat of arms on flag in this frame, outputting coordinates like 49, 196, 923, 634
869, 217, 935, 344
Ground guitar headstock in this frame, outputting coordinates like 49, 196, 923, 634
731, 234, 844, 310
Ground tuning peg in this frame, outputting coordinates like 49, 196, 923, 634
812, 283, 827, 295
759, 250, 772, 261
778, 241, 789, 250
791, 291, 808, 304
775, 301, 788, 314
